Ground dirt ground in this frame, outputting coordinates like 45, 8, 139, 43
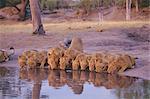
0, 19, 150, 80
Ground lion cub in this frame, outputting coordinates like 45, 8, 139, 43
107, 54, 135, 73
47, 47, 64, 69
18, 55, 27, 69
18, 50, 37, 69
72, 58, 80, 70
36, 51, 47, 68
18, 50, 47, 69
59, 56, 70, 70
88, 53, 103, 72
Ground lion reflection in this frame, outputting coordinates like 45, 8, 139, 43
19, 69, 136, 95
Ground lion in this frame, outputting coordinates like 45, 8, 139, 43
64, 48, 81, 60
122, 54, 136, 67
118, 54, 135, 72
61, 37, 83, 69
69, 37, 83, 52
0, 47, 15, 63
18, 50, 37, 69
18, 55, 27, 69
36, 51, 47, 68
88, 57, 95, 71
26, 55, 37, 69
102, 53, 115, 63
76, 53, 89, 71
47, 52, 59, 70
95, 60, 108, 73
94, 53, 122, 73
48, 47, 64, 57
47, 47, 64, 69
19, 50, 47, 69
59, 56, 70, 70
88, 53, 103, 72
22, 50, 38, 58
72, 57, 80, 70
107, 54, 136, 73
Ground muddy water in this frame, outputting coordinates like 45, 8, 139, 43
0, 67, 149, 99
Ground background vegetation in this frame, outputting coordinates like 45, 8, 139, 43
0, 0, 149, 10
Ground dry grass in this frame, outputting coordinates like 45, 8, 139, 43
0, 21, 149, 34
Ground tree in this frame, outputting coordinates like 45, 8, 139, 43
135, 0, 139, 12
126, 0, 132, 20
19, 0, 26, 20
29, 0, 45, 35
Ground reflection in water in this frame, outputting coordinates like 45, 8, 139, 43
19, 69, 136, 90
0, 67, 9, 77
19, 69, 137, 97
0, 67, 149, 99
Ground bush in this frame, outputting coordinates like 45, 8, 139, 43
0, 0, 21, 8
0, 0, 5, 8
6, 0, 21, 6
40, 0, 70, 11
116, 0, 126, 7
139, 0, 149, 7
40, 0, 58, 10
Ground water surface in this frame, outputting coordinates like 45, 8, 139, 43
0, 67, 149, 99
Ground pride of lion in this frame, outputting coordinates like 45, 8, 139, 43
18, 37, 136, 73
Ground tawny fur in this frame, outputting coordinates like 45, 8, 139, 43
59, 56, 70, 70
18, 55, 27, 69
18, 50, 47, 69
77, 53, 89, 70
64, 49, 80, 60
36, 51, 47, 68
88, 53, 103, 72
27, 56, 37, 69
88, 58, 95, 71
95, 61, 107, 73
47, 52, 59, 70
107, 54, 135, 73
72, 58, 80, 70
69, 37, 83, 52
22, 50, 38, 58
19, 50, 38, 69
47, 47, 64, 69
48, 47, 64, 57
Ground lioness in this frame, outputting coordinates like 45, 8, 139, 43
59, 56, 70, 70
18, 50, 37, 69
69, 37, 83, 52
47, 47, 64, 69
27, 50, 47, 69
18, 50, 47, 69
107, 54, 136, 73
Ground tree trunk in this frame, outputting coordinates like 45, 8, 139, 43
126, 0, 132, 20
135, 0, 139, 12
29, 0, 45, 35
20, 0, 26, 20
